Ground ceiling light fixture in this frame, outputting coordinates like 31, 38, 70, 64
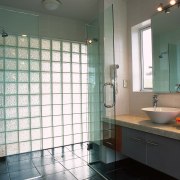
42, 0, 62, 11
157, 0, 180, 13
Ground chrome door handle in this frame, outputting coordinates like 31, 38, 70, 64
103, 82, 115, 108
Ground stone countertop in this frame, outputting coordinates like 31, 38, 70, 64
104, 115, 180, 141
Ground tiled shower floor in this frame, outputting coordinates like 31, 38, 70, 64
0, 143, 176, 180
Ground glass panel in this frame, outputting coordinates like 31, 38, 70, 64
41, 39, 50, 49
18, 36, 28, 47
5, 59, 17, 70
18, 72, 28, 82
41, 50, 50, 61
30, 38, 40, 49
63, 52, 70, 62
6, 120, 18, 131
52, 40, 61, 51
52, 51, 61, 61
18, 48, 29, 59
5, 35, 16, 46
72, 43, 80, 53
5, 47, 17, 58
62, 42, 70, 52
31, 117, 41, 128
19, 118, 30, 130
30, 49, 40, 60
18, 60, 28, 71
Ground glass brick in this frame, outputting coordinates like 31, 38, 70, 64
41, 50, 50, 61
43, 127, 52, 138
0, 133, 5, 144
74, 134, 82, 144
42, 95, 51, 105
0, 47, 4, 58
52, 51, 61, 61
0, 71, 3, 82
41, 39, 50, 49
73, 84, 81, 93
19, 130, 30, 141
0, 59, 3, 70
53, 126, 62, 137
64, 125, 72, 135
42, 72, 50, 82
19, 107, 29, 118
5, 35, 16, 46
0, 121, 4, 132
63, 73, 71, 83
73, 114, 81, 124
18, 36, 28, 47
18, 60, 28, 71
82, 84, 88, 93
63, 104, 72, 114
19, 118, 30, 130
72, 63, 80, 73
0, 145, 6, 157
31, 117, 41, 128
6, 107, 17, 119
30, 84, 40, 94
81, 54, 88, 63
62, 42, 70, 52
0, 83, 3, 94
20, 141, 31, 153
83, 133, 88, 141
7, 143, 19, 155
30, 38, 40, 48
53, 116, 62, 126
63, 52, 70, 62
73, 74, 80, 83
54, 137, 63, 147
42, 116, 52, 127
0, 36, 4, 45
42, 62, 50, 72
5, 83, 17, 94
30, 49, 40, 60
6, 120, 17, 131
5, 59, 17, 70
31, 106, 41, 117
30, 60, 40, 71
62, 63, 70, 72
0, 96, 4, 107
6, 131, 18, 143
43, 138, 53, 149
73, 104, 81, 113
82, 94, 88, 103
31, 129, 41, 140
30, 72, 40, 82
18, 83, 29, 94
52, 40, 61, 50
82, 104, 88, 113
82, 64, 88, 73
5, 47, 16, 58
52, 62, 61, 72
18, 48, 29, 59
63, 94, 71, 104
31, 95, 40, 106
82, 74, 88, 83
42, 105, 51, 116
52, 73, 61, 83
42, 83, 51, 94
63, 84, 71, 93
32, 140, 42, 151
81, 44, 87, 54
63, 114, 72, 125
72, 43, 79, 53
5, 95, 17, 107
18, 72, 28, 82
53, 83, 61, 93
72, 53, 80, 63
0, 108, 4, 120
5, 71, 17, 82
73, 124, 81, 134
73, 94, 81, 103
53, 105, 61, 115
18, 95, 29, 106
53, 94, 61, 104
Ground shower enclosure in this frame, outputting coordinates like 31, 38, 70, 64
0, 1, 118, 179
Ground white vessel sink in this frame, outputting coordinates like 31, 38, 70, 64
141, 107, 180, 124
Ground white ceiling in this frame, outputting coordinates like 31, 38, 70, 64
0, 0, 99, 22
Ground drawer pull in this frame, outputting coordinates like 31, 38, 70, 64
147, 141, 159, 146
105, 142, 113, 146
129, 137, 144, 143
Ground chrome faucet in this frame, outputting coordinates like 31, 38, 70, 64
153, 94, 158, 108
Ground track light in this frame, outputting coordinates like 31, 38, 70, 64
170, 0, 176, 5
157, 0, 180, 12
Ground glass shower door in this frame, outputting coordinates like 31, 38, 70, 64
87, 4, 117, 179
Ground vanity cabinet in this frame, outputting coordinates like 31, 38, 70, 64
122, 127, 180, 179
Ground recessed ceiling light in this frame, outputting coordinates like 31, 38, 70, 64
22, 34, 27, 37
169, 0, 176, 5
157, 3, 163, 11
42, 0, 62, 11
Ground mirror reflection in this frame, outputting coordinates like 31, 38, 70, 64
152, 7, 180, 93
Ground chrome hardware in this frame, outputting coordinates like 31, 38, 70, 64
147, 140, 159, 146
103, 82, 115, 108
153, 94, 158, 108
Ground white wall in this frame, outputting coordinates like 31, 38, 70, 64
127, 0, 180, 115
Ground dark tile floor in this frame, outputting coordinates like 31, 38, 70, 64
0, 143, 177, 180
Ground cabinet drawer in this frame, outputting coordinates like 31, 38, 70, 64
122, 127, 146, 164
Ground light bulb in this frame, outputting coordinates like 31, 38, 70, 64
157, 3, 163, 11
170, 0, 176, 5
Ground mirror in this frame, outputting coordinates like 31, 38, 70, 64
151, 7, 180, 93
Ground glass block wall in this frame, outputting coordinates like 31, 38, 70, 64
0, 35, 88, 156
